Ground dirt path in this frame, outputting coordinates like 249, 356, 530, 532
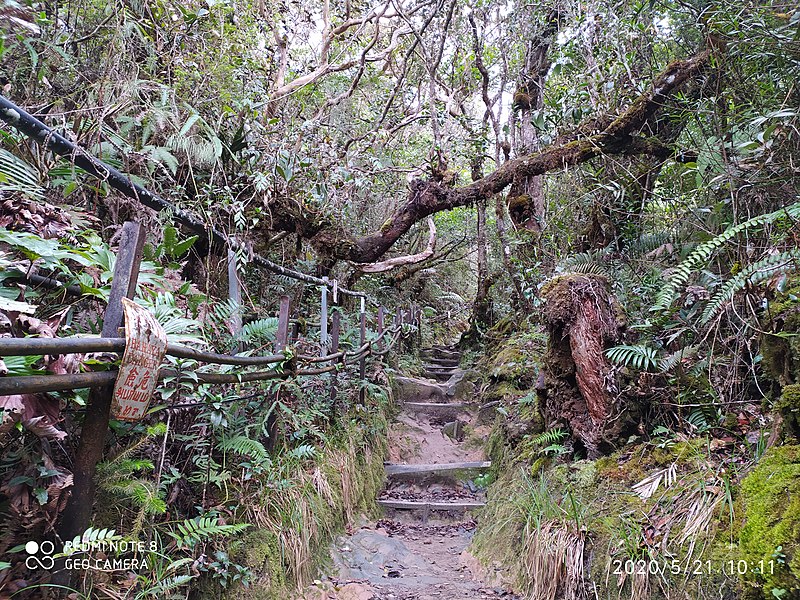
300, 346, 517, 600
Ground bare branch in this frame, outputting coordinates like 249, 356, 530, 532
356, 218, 436, 273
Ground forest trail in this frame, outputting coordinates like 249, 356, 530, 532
300, 346, 517, 600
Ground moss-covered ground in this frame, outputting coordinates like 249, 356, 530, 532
469, 323, 800, 600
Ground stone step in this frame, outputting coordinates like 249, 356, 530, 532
377, 499, 485, 511
425, 372, 456, 382
424, 364, 459, 371
421, 348, 461, 358
424, 369, 459, 379
402, 401, 470, 416
426, 357, 460, 367
422, 346, 460, 353
384, 461, 491, 477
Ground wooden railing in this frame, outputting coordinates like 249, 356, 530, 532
0, 220, 420, 542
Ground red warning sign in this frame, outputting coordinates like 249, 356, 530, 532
111, 298, 167, 421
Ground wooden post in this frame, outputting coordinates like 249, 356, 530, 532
227, 247, 243, 353
359, 298, 366, 403
275, 296, 290, 352
59, 222, 146, 542
329, 310, 340, 418
413, 303, 422, 347
291, 320, 300, 344
377, 306, 385, 350
320, 277, 328, 356
265, 299, 291, 453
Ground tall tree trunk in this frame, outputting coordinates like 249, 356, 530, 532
506, 8, 560, 232
495, 196, 528, 311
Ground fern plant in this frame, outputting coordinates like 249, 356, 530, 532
700, 250, 800, 324
96, 423, 169, 535
652, 201, 800, 313
233, 317, 279, 347
528, 428, 568, 447
605, 344, 659, 371
167, 515, 250, 549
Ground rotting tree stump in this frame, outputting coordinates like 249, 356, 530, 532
541, 273, 635, 457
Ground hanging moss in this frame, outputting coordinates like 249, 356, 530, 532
739, 445, 800, 598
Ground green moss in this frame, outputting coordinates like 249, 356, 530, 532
761, 283, 800, 383
230, 529, 286, 595
776, 385, 800, 439
486, 417, 510, 467
739, 445, 800, 597
487, 343, 534, 381
473, 439, 755, 599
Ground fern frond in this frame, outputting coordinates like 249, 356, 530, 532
528, 428, 567, 446
70, 527, 121, 548
167, 516, 250, 549
234, 317, 279, 345
686, 406, 719, 432
626, 231, 677, 259
220, 435, 269, 462
289, 443, 317, 460
141, 574, 195, 597
558, 250, 610, 275
700, 250, 800, 324
657, 345, 699, 373
605, 344, 659, 371
652, 201, 800, 312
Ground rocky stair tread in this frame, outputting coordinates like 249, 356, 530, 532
427, 358, 460, 366
426, 373, 456, 382
424, 372, 459, 380
377, 499, 485, 511
422, 347, 461, 354
384, 461, 491, 476
402, 401, 470, 411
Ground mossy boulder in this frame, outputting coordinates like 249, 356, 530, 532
739, 445, 800, 597
776, 384, 800, 439
483, 329, 545, 386
761, 283, 800, 384
229, 529, 286, 597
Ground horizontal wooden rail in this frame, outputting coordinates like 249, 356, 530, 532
0, 323, 407, 396
0, 337, 285, 366
0, 328, 397, 367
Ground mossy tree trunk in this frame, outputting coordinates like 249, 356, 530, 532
506, 6, 559, 233
541, 274, 636, 457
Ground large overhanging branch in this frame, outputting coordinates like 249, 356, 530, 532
355, 218, 436, 273
312, 49, 711, 264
